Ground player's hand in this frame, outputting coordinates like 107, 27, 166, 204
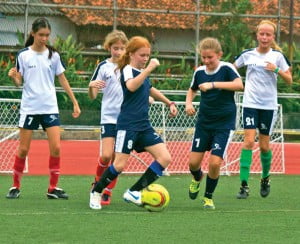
169, 103, 178, 117
198, 82, 213, 92
147, 58, 160, 71
8, 67, 17, 79
72, 104, 81, 118
89, 80, 106, 89
264, 61, 277, 72
185, 103, 196, 116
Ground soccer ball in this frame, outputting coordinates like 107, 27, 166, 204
141, 184, 170, 212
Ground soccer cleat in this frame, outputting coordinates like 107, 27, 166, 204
47, 187, 69, 199
6, 187, 20, 199
260, 177, 271, 198
89, 191, 102, 210
189, 179, 201, 200
203, 197, 215, 210
123, 189, 142, 206
236, 185, 250, 199
101, 189, 112, 205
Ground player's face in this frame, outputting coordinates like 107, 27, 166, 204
200, 49, 221, 72
110, 40, 126, 63
130, 47, 151, 70
32, 27, 51, 48
257, 24, 275, 50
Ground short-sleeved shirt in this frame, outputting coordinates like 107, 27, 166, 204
190, 61, 240, 130
16, 47, 65, 115
90, 59, 123, 124
234, 48, 290, 110
117, 64, 152, 131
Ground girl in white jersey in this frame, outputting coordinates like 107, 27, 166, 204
88, 30, 128, 205
6, 17, 81, 200
234, 20, 292, 199
89, 36, 178, 210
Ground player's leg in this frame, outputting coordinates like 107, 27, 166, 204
90, 129, 131, 209
188, 126, 208, 200
42, 114, 67, 199
6, 127, 33, 199
98, 129, 117, 205
203, 129, 233, 210
237, 108, 257, 199
258, 109, 276, 198
123, 129, 169, 205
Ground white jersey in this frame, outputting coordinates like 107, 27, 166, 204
90, 59, 123, 124
16, 47, 65, 114
234, 48, 290, 110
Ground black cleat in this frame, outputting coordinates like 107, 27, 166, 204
237, 185, 250, 199
260, 177, 270, 198
6, 187, 21, 199
47, 187, 69, 199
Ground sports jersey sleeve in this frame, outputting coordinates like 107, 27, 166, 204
234, 53, 245, 68
123, 65, 134, 82
277, 54, 290, 72
190, 69, 200, 91
54, 53, 65, 75
16, 53, 24, 75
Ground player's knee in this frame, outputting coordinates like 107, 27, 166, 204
50, 145, 60, 157
101, 154, 112, 164
18, 147, 29, 158
243, 140, 255, 150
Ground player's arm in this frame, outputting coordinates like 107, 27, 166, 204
265, 61, 293, 85
150, 87, 177, 117
126, 58, 160, 92
88, 80, 106, 100
185, 88, 197, 116
57, 73, 81, 118
200, 77, 244, 92
8, 67, 22, 87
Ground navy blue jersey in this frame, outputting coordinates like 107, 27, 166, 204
191, 61, 240, 129
117, 65, 152, 131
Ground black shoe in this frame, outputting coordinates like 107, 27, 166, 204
236, 185, 249, 199
6, 187, 20, 199
260, 177, 270, 198
47, 187, 69, 199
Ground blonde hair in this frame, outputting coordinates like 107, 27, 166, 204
197, 37, 222, 54
256, 20, 282, 52
103, 30, 128, 51
117, 36, 151, 70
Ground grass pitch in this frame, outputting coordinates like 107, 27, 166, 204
0, 174, 299, 243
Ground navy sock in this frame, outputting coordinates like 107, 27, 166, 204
204, 175, 219, 199
130, 161, 164, 191
190, 168, 203, 181
93, 164, 119, 193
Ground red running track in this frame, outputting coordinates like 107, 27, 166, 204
26, 140, 300, 175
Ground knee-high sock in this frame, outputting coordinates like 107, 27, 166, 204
95, 157, 109, 182
261, 150, 272, 179
130, 161, 164, 191
93, 164, 120, 193
204, 175, 219, 199
13, 155, 26, 188
239, 149, 252, 185
190, 168, 203, 181
49, 156, 60, 191
106, 177, 118, 191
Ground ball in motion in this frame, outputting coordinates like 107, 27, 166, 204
141, 184, 170, 212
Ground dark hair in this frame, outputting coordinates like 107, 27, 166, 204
25, 17, 57, 59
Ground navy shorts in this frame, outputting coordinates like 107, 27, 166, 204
19, 114, 60, 130
101, 124, 117, 138
191, 126, 234, 159
115, 127, 164, 154
243, 107, 277, 135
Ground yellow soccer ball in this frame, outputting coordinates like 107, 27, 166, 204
141, 184, 170, 212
